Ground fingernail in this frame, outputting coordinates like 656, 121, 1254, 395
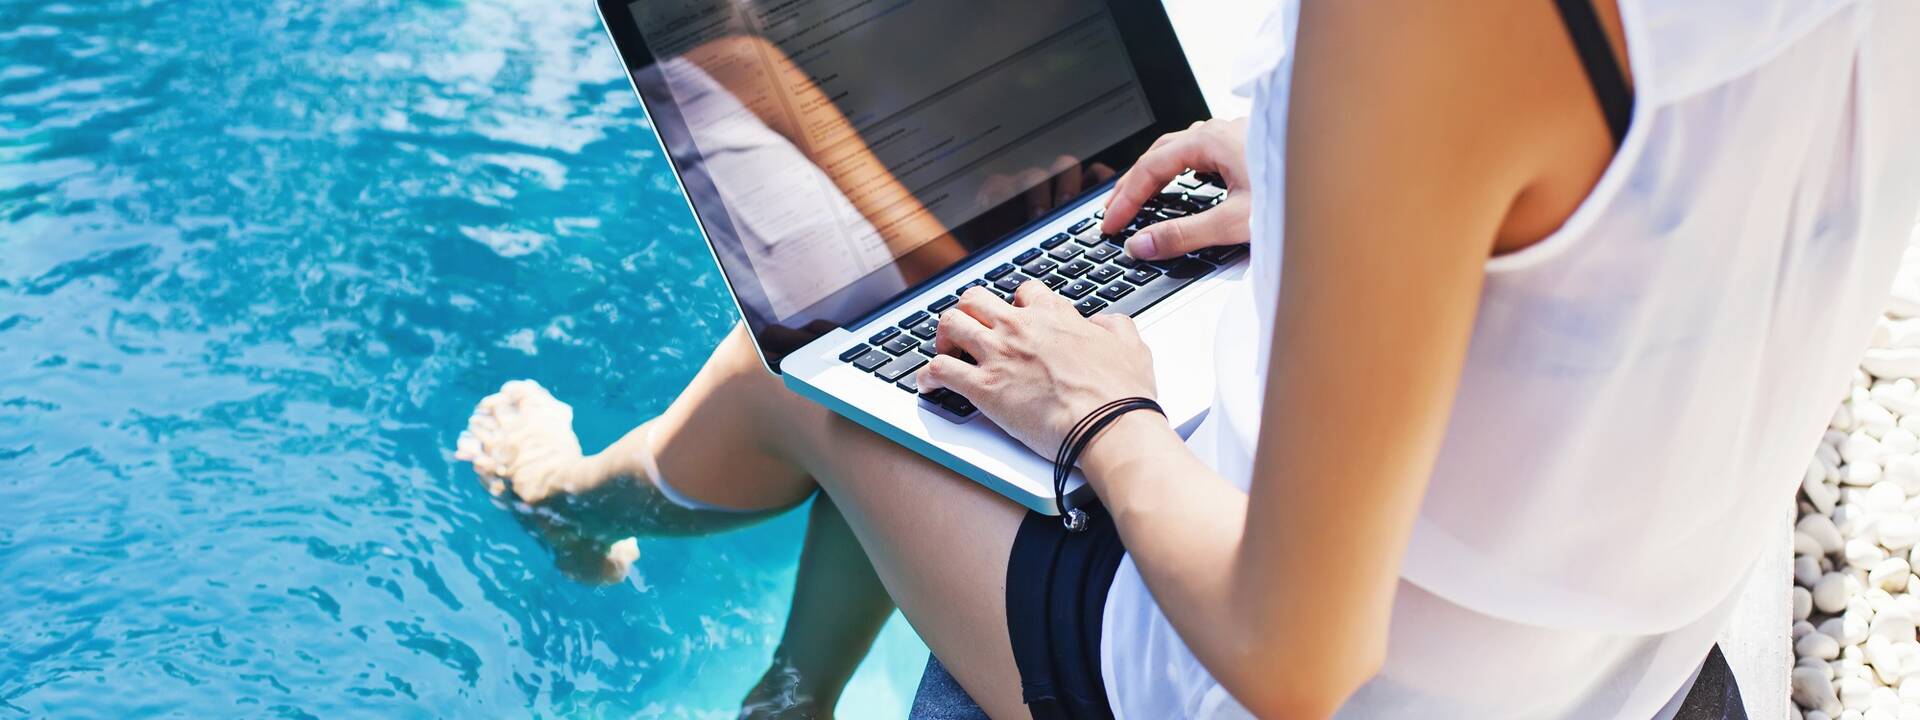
1125, 232, 1157, 259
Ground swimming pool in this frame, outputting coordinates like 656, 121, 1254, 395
0, 0, 928, 715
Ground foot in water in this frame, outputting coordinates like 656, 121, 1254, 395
456, 379, 597, 503
455, 379, 638, 580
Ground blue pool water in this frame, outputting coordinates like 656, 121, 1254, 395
0, 0, 929, 716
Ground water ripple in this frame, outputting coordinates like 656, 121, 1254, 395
0, 0, 927, 716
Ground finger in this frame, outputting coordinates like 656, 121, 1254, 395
1125, 193, 1252, 261
936, 305, 997, 358
955, 286, 1016, 327
1012, 279, 1066, 310
1090, 313, 1143, 345
917, 354, 989, 397
1102, 132, 1218, 235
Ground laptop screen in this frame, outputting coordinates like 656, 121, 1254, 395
602, 0, 1208, 369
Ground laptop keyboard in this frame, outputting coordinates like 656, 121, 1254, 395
836, 172, 1242, 421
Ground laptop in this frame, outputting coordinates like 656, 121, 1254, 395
596, 0, 1247, 514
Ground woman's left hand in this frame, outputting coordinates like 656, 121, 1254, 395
917, 284, 1157, 458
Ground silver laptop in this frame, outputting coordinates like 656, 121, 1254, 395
596, 0, 1246, 514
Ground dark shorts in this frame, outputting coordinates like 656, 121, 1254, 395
1003, 504, 1126, 720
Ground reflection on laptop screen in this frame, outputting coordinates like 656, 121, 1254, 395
626, 0, 1154, 340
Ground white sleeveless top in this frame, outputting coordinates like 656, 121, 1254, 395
1101, 0, 1920, 716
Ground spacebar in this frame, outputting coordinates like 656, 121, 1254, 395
1103, 258, 1213, 318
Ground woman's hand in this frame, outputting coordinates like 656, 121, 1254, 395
1101, 117, 1252, 261
917, 284, 1157, 458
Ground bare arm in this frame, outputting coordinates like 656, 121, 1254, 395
1076, 0, 1616, 714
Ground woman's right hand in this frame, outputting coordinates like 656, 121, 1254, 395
1100, 117, 1252, 261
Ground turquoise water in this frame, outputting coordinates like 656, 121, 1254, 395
0, 0, 928, 716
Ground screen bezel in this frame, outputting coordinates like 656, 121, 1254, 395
594, 0, 1212, 373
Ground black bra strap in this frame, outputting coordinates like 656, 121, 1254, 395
1551, 0, 1633, 147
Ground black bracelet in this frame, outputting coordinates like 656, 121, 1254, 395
1053, 397, 1165, 532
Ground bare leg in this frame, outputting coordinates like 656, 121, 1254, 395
741, 494, 897, 719
458, 326, 903, 716
463, 325, 1032, 717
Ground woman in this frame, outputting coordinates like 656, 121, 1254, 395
459, 0, 1920, 716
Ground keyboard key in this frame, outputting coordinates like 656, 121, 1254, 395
992, 288, 1015, 303
1176, 177, 1204, 190
1194, 244, 1248, 265
956, 279, 989, 295
1075, 298, 1108, 316
985, 263, 1017, 280
911, 317, 940, 339
883, 335, 918, 356
851, 349, 888, 372
1086, 245, 1120, 263
1074, 232, 1104, 247
1061, 279, 1098, 299
1040, 274, 1068, 290
1101, 233, 1127, 246
928, 294, 959, 314
1097, 283, 1133, 302
1012, 248, 1043, 265
1068, 217, 1098, 235
839, 345, 871, 362
938, 391, 977, 417
1022, 259, 1058, 276
993, 275, 1025, 293
895, 371, 922, 393
1047, 245, 1083, 262
1089, 265, 1123, 284
1058, 259, 1094, 278
898, 310, 930, 329
870, 326, 901, 345
1040, 233, 1071, 249
918, 340, 937, 356
1112, 253, 1140, 268
1194, 171, 1225, 187
1124, 266, 1162, 285
873, 354, 927, 382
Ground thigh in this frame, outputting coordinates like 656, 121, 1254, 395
781, 409, 1032, 719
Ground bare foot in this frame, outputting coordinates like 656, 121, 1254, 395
456, 380, 641, 582
455, 379, 597, 504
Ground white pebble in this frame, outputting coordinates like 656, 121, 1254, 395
1798, 619, 1820, 639
1868, 636, 1906, 684
1847, 431, 1889, 467
1849, 460, 1888, 487
1797, 665, 1843, 716
1858, 398, 1900, 438
1869, 482, 1909, 512
1803, 554, 1831, 586
1872, 608, 1917, 643
1805, 514, 1848, 554
1820, 573, 1857, 614
1884, 428, 1920, 456
1802, 631, 1844, 661
1901, 413, 1920, 437
1864, 348, 1920, 381
1873, 558, 1913, 592
1810, 475, 1843, 514
1878, 513, 1920, 551
1841, 675, 1875, 710
1798, 587, 1815, 621
1849, 538, 1891, 568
